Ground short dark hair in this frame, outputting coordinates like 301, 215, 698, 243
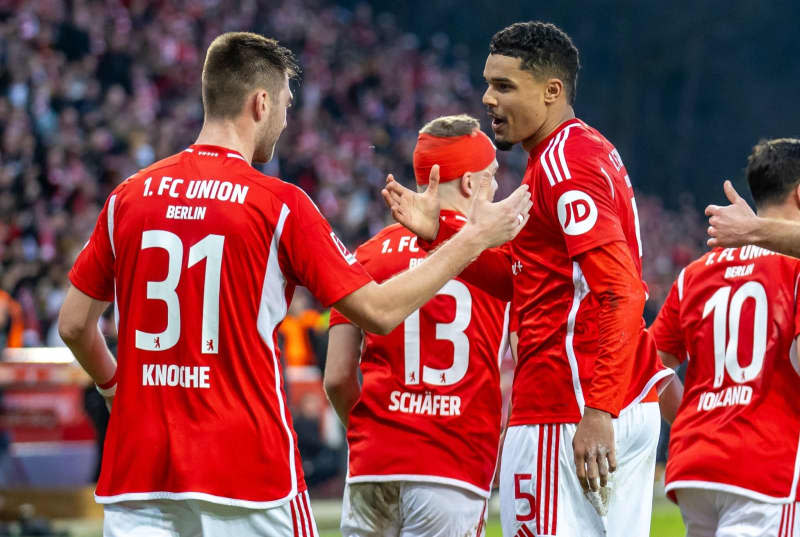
746, 138, 800, 209
202, 32, 299, 119
419, 114, 480, 137
489, 22, 580, 105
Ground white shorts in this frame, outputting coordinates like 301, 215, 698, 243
103, 491, 319, 537
676, 488, 799, 537
500, 402, 660, 537
340, 481, 488, 537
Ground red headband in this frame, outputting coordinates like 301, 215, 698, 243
413, 130, 496, 185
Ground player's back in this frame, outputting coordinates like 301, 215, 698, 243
83, 145, 371, 507
333, 215, 509, 497
652, 246, 800, 502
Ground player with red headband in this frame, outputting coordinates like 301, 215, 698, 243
382, 22, 673, 537
325, 114, 510, 537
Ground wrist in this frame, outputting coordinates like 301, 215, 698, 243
583, 405, 614, 420
452, 224, 487, 258
96, 369, 117, 397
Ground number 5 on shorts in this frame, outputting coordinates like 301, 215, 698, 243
515, 473, 536, 522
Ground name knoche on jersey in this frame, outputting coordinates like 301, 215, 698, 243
705, 245, 777, 279
141, 176, 250, 221
142, 363, 211, 389
387, 390, 462, 417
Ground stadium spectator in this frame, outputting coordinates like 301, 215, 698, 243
0, 291, 23, 348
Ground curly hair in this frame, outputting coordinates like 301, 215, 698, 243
746, 138, 800, 209
489, 22, 580, 105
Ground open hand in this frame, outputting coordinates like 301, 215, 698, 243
465, 173, 531, 249
382, 165, 441, 241
705, 180, 759, 248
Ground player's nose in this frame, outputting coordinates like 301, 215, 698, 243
482, 87, 497, 107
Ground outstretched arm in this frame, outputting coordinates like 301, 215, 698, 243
707, 180, 800, 257
337, 175, 530, 334
383, 169, 515, 301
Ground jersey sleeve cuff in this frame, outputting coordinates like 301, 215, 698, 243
319, 275, 373, 308
68, 271, 114, 302
583, 399, 621, 419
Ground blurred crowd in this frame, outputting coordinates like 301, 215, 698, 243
0, 0, 706, 348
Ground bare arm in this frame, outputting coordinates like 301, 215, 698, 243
324, 323, 363, 426
657, 351, 684, 424
336, 175, 531, 334
707, 180, 800, 257
58, 285, 117, 405
509, 331, 519, 365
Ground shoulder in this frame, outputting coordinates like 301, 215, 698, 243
536, 120, 619, 188
558, 121, 622, 173
355, 224, 405, 261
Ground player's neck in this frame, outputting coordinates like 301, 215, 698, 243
521, 106, 576, 153
194, 119, 255, 163
757, 203, 800, 222
440, 198, 468, 216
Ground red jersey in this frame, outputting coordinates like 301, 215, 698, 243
330, 215, 509, 497
426, 119, 668, 424
69, 145, 372, 508
652, 246, 800, 503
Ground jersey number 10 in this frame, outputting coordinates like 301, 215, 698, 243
702, 281, 767, 387
134, 230, 225, 353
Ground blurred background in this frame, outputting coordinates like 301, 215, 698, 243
0, 0, 798, 535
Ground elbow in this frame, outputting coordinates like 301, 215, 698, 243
368, 319, 395, 336
57, 313, 84, 346
323, 375, 342, 400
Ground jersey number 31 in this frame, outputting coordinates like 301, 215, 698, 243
134, 230, 224, 353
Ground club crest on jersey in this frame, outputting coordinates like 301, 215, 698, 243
329, 231, 357, 265
557, 190, 598, 236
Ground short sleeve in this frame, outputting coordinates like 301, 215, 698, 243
328, 308, 352, 328
544, 154, 626, 258
650, 274, 686, 361
69, 195, 116, 301
282, 191, 372, 307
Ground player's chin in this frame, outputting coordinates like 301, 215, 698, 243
494, 137, 515, 152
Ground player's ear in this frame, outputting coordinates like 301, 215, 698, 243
544, 78, 563, 104
461, 172, 473, 198
253, 90, 269, 122
794, 183, 800, 210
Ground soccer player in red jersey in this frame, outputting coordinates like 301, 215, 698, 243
324, 115, 510, 537
652, 139, 800, 536
383, 22, 672, 536
56, 32, 531, 536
